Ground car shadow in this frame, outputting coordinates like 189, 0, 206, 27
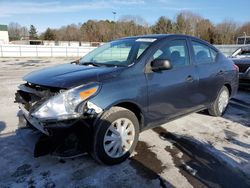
152, 126, 250, 188
198, 90, 250, 128
0, 121, 6, 134
224, 100, 250, 127
0, 133, 173, 188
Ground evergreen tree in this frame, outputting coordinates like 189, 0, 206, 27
29, 25, 38, 40
43, 28, 56, 40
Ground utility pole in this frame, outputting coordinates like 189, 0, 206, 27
112, 11, 117, 22
243, 32, 247, 45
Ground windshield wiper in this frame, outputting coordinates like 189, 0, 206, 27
80, 62, 101, 67
81, 61, 127, 67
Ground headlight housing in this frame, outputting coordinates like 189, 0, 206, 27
31, 83, 100, 121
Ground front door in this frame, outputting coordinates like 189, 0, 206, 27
146, 38, 199, 126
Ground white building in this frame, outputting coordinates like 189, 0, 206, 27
0, 25, 9, 44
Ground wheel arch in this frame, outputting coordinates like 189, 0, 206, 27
112, 101, 145, 131
224, 83, 232, 96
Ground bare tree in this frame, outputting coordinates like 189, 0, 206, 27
8, 22, 28, 41
196, 19, 216, 43
174, 11, 202, 35
119, 15, 148, 26
216, 20, 237, 44
152, 16, 173, 34
56, 24, 81, 41
9, 11, 250, 44
236, 22, 250, 37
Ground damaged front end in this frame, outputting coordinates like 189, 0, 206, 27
15, 82, 103, 158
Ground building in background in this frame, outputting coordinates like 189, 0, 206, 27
237, 36, 250, 45
0, 25, 9, 44
9, 40, 102, 47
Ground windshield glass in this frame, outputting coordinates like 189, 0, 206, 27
237, 50, 250, 57
79, 38, 154, 66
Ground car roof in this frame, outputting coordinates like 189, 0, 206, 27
119, 34, 217, 51
120, 34, 202, 41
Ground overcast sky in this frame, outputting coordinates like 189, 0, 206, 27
0, 0, 249, 32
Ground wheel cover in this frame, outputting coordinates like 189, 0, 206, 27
103, 118, 135, 158
218, 90, 229, 113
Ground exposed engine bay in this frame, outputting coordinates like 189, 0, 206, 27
15, 82, 97, 158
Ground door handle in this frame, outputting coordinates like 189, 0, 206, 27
186, 75, 194, 82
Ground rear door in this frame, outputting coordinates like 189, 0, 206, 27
146, 37, 200, 126
189, 39, 224, 106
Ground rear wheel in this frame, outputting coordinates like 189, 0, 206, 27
91, 107, 139, 165
208, 86, 229, 117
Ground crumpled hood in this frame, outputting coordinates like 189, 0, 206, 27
24, 63, 122, 89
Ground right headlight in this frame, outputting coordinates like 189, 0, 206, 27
31, 83, 100, 121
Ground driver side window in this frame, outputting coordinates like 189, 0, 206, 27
152, 39, 190, 68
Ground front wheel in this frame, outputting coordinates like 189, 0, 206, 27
208, 86, 229, 117
91, 107, 139, 165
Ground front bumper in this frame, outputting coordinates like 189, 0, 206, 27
17, 109, 93, 158
17, 105, 81, 136
18, 106, 50, 135
16, 127, 54, 157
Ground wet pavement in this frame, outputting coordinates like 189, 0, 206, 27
153, 127, 249, 188
0, 58, 250, 187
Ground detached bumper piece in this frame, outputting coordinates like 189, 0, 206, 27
16, 112, 93, 158
16, 128, 53, 157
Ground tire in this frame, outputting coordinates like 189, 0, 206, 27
208, 86, 229, 117
91, 107, 139, 165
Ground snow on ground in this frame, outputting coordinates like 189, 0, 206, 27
0, 58, 249, 187
166, 106, 250, 177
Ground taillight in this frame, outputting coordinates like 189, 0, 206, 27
233, 64, 239, 71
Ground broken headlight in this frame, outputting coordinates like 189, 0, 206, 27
31, 83, 100, 120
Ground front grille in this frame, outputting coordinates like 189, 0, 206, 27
15, 83, 57, 113
237, 64, 250, 73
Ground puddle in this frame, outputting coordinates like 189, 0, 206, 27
130, 141, 169, 188
153, 127, 250, 188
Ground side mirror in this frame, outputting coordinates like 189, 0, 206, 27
151, 59, 172, 71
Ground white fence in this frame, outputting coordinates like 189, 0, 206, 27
0, 44, 96, 57
0, 44, 246, 58
214, 45, 246, 56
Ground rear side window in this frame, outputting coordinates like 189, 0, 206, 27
192, 41, 217, 64
152, 39, 190, 68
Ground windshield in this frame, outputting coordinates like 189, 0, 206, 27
232, 47, 250, 58
237, 50, 250, 57
79, 38, 154, 66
